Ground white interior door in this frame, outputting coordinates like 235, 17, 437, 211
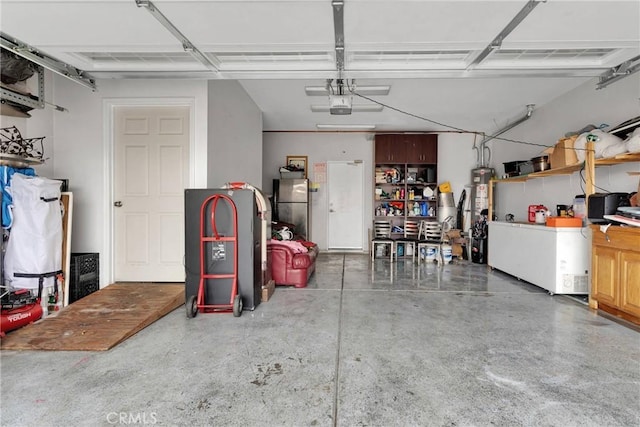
327, 161, 364, 250
114, 106, 189, 281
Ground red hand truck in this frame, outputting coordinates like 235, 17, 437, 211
186, 193, 242, 318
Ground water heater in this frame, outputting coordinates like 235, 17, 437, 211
470, 167, 494, 225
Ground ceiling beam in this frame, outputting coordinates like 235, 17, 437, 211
0, 31, 96, 91
135, 0, 219, 73
305, 85, 390, 96
597, 54, 640, 90
467, 0, 546, 70
332, 0, 345, 73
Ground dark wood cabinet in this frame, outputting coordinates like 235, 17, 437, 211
375, 134, 437, 165
405, 134, 437, 164
374, 134, 407, 164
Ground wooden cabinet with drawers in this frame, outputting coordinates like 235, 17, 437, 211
590, 224, 640, 325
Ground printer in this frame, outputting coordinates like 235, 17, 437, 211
587, 192, 631, 223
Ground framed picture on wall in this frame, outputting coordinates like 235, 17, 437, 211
286, 155, 307, 178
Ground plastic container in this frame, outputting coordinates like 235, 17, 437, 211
546, 217, 583, 227
425, 244, 439, 262
573, 196, 587, 226
69, 252, 99, 303
441, 244, 453, 264
438, 181, 452, 193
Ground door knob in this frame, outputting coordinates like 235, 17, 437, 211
329, 209, 335, 213
114, 201, 123, 207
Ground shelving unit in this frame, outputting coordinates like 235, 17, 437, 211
374, 168, 438, 237
374, 135, 439, 240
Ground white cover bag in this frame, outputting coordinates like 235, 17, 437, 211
574, 129, 624, 162
4, 173, 62, 290
625, 127, 640, 153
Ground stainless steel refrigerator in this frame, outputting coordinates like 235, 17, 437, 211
273, 178, 310, 240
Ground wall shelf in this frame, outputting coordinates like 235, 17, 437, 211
593, 151, 640, 166
492, 163, 585, 184
0, 153, 43, 168
491, 151, 640, 186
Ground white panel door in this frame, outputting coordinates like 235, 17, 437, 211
114, 106, 189, 281
327, 161, 364, 250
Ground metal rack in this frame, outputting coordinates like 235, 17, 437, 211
0, 126, 44, 167
0, 64, 45, 110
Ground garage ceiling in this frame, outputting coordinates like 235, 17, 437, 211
1, 0, 638, 132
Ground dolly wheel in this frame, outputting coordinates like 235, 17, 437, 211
233, 295, 243, 317
186, 295, 198, 318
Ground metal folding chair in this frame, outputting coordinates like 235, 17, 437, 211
371, 220, 395, 261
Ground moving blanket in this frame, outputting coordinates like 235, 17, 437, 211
4, 173, 62, 289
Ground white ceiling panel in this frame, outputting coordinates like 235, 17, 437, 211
506, 0, 640, 42
0, 2, 177, 47
345, 1, 525, 46
1, 0, 638, 132
155, 1, 334, 47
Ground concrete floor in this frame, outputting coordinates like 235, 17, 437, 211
1, 253, 639, 427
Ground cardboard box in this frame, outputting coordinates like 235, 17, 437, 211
545, 136, 579, 169
444, 229, 467, 257
445, 229, 462, 240
261, 279, 275, 302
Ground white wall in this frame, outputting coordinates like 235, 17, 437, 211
51, 76, 209, 286
6, 76, 263, 287
207, 80, 263, 187
490, 75, 640, 222
262, 131, 479, 250
263, 132, 374, 251
437, 132, 479, 231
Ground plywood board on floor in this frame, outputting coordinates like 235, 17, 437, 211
1, 283, 184, 351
